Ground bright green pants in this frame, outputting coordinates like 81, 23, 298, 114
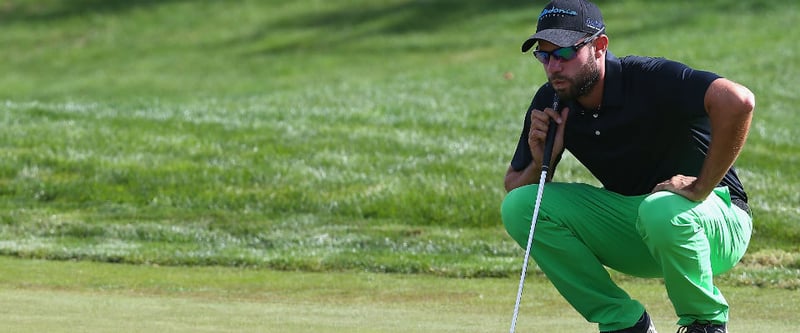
501, 183, 752, 331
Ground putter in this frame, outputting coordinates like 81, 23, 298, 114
508, 94, 559, 333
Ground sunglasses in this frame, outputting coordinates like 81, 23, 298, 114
533, 28, 604, 65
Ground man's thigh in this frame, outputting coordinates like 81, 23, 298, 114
504, 182, 661, 278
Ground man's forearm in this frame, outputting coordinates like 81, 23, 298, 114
504, 164, 542, 192
695, 78, 755, 198
504, 161, 560, 192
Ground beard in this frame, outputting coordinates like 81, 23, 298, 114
549, 55, 601, 102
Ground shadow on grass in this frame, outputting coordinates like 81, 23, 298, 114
239, 0, 532, 55
0, 0, 191, 22
242, 0, 780, 55
1, 0, 781, 56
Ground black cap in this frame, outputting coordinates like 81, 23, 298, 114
521, 0, 605, 52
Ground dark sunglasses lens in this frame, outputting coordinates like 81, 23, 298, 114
552, 47, 577, 61
533, 51, 550, 64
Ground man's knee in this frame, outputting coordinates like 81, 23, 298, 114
502, 183, 576, 247
501, 185, 538, 247
637, 191, 699, 246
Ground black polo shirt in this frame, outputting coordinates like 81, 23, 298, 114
510, 52, 748, 202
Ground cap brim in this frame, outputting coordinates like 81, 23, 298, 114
520, 29, 588, 52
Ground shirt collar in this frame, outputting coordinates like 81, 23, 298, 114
602, 51, 623, 109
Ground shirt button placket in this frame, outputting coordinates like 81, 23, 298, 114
593, 114, 600, 135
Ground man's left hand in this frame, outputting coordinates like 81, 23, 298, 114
652, 174, 709, 202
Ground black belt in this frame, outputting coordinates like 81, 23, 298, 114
732, 198, 751, 215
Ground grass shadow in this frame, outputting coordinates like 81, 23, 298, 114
239, 0, 782, 55
0, 0, 192, 23
237, 0, 532, 55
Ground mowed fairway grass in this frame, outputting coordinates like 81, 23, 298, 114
0, 0, 798, 332
1, 257, 799, 333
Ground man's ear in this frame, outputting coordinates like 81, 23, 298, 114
594, 35, 609, 58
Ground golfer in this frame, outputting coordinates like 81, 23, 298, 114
501, 0, 754, 332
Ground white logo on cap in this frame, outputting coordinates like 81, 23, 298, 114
586, 18, 603, 30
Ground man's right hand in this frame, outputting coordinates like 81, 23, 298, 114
504, 105, 569, 192
527, 105, 568, 169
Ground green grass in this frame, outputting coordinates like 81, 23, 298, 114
0, 0, 798, 291
0, 1, 798, 330
1, 257, 799, 333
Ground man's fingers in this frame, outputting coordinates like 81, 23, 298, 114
544, 107, 563, 124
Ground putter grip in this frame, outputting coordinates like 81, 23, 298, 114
541, 95, 559, 170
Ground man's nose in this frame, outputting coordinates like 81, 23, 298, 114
545, 57, 563, 72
